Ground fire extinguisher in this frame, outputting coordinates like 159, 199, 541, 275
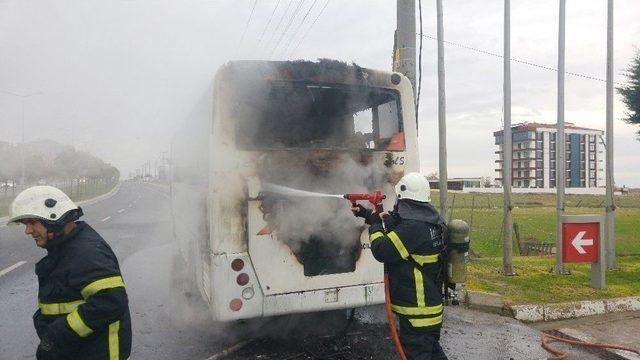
445, 219, 470, 305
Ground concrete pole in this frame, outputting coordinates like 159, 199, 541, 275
555, 0, 569, 274
502, 0, 515, 275
436, 0, 448, 220
395, 0, 417, 94
21, 98, 25, 187
605, 0, 617, 270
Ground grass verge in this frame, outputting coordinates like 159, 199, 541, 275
450, 207, 640, 257
428, 190, 640, 257
0, 182, 117, 218
467, 255, 640, 304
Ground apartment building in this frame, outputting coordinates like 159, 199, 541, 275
494, 122, 605, 188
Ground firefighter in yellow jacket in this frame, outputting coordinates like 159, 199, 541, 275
353, 173, 448, 360
8, 186, 132, 360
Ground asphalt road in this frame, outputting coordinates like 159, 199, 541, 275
0, 182, 601, 360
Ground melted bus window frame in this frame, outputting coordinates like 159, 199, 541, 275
231, 81, 405, 152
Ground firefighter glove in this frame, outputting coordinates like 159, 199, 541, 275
351, 204, 372, 219
365, 211, 382, 226
381, 212, 400, 230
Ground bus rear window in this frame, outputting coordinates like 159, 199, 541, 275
231, 82, 405, 151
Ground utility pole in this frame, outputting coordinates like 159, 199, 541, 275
555, 0, 569, 274
605, 0, 617, 270
436, 0, 448, 220
395, 0, 447, 216
502, 0, 515, 275
394, 0, 416, 94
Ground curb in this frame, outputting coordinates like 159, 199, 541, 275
462, 290, 640, 323
77, 182, 122, 207
463, 291, 640, 359
510, 296, 640, 322
463, 290, 511, 315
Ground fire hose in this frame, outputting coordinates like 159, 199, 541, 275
344, 191, 408, 359
384, 269, 408, 360
541, 332, 640, 360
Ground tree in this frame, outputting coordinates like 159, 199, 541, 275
426, 171, 439, 180
480, 176, 493, 188
617, 50, 640, 139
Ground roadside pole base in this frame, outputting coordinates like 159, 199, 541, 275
552, 264, 572, 275
501, 264, 517, 276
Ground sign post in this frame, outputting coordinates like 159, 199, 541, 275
561, 215, 606, 289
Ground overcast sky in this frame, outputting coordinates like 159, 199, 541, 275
1, 0, 639, 186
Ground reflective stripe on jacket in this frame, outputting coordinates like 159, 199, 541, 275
34, 221, 132, 360
369, 216, 445, 329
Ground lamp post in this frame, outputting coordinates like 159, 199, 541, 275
0, 90, 43, 187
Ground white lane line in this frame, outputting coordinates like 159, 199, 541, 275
117, 209, 125, 213
128, 204, 132, 208
101, 216, 111, 222
0, 261, 27, 278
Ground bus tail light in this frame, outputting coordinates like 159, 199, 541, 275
237, 273, 249, 286
231, 258, 244, 271
229, 298, 243, 311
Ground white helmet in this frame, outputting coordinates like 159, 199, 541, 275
395, 172, 431, 203
7, 186, 81, 225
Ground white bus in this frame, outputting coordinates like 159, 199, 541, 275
170, 60, 419, 322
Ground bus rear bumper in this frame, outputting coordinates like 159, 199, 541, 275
262, 282, 385, 317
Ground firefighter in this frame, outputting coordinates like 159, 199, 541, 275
7, 186, 132, 360
353, 172, 448, 360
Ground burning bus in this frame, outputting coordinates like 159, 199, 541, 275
170, 59, 419, 321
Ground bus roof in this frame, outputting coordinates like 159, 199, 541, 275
215, 59, 402, 89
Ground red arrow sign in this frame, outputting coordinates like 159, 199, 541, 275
562, 222, 599, 263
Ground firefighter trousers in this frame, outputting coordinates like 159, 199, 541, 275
399, 317, 448, 360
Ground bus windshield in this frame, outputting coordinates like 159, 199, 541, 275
231, 82, 405, 151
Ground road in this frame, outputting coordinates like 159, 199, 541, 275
0, 182, 601, 359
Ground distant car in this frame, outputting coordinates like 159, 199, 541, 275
1, 181, 16, 189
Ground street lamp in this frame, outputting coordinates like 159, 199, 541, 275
0, 90, 43, 187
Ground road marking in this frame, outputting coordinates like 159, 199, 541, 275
0, 261, 27, 278
117, 209, 125, 213
101, 216, 111, 222
128, 204, 132, 208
